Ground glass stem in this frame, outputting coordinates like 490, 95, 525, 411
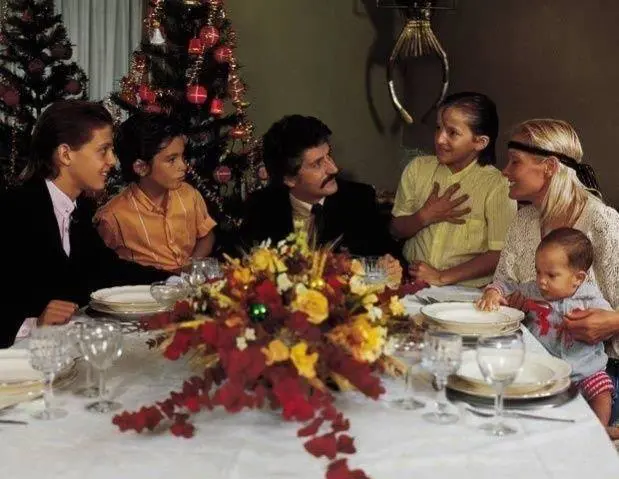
435, 375, 448, 414
43, 372, 55, 412
85, 361, 92, 387
98, 368, 106, 402
494, 388, 504, 426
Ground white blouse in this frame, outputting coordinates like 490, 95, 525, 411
494, 198, 619, 357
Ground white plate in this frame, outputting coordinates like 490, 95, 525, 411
90, 285, 160, 311
448, 374, 572, 399
421, 302, 524, 326
0, 350, 41, 385
454, 350, 572, 395
88, 302, 169, 319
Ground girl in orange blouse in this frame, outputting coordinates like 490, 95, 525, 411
95, 113, 216, 272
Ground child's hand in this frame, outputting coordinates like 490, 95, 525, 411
476, 288, 505, 311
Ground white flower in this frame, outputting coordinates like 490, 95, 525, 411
277, 239, 287, 248
244, 328, 256, 341
276, 273, 294, 293
366, 305, 383, 321
295, 283, 309, 296
236, 336, 248, 351
258, 239, 272, 249
350, 275, 368, 295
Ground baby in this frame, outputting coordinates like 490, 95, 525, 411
478, 227, 615, 433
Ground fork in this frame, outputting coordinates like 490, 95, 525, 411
0, 419, 28, 425
464, 406, 575, 423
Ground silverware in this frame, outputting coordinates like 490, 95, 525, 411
465, 406, 575, 423
0, 419, 28, 425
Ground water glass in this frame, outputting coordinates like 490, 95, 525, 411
389, 332, 425, 410
421, 330, 462, 424
29, 326, 73, 419
359, 256, 387, 285
476, 333, 525, 436
78, 322, 123, 413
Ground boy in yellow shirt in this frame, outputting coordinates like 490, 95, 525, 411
95, 113, 216, 272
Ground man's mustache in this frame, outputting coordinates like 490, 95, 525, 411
321, 174, 337, 188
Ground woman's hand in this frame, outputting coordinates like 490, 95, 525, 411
563, 308, 619, 344
408, 260, 444, 286
378, 254, 403, 287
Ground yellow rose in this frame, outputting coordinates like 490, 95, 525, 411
250, 248, 287, 274
350, 259, 365, 276
291, 289, 329, 324
290, 342, 318, 379
233, 267, 254, 284
261, 339, 290, 366
389, 295, 406, 317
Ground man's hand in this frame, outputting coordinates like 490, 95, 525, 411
37, 300, 78, 327
408, 260, 444, 286
419, 182, 471, 226
563, 308, 619, 344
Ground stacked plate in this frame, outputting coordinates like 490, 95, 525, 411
0, 350, 78, 410
421, 302, 524, 337
89, 285, 168, 318
448, 350, 572, 400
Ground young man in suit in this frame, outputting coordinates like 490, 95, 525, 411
0, 100, 168, 348
241, 114, 401, 277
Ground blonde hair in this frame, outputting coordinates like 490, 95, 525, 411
511, 119, 601, 230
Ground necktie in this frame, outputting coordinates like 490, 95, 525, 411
311, 203, 325, 245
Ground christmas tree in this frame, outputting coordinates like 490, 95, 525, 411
0, 0, 88, 190
109, 0, 265, 239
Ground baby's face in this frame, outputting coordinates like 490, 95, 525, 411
535, 245, 584, 301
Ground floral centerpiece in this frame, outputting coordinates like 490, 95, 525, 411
113, 229, 421, 479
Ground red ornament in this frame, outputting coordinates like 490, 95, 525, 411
214, 165, 232, 184
258, 166, 269, 181
2, 89, 20, 107
213, 45, 232, 64
209, 98, 224, 116
188, 38, 202, 55
144, 104, 163, 114
199, 26, 220, 49
64, 79, 82, 95
28, 59, 45, 75
138, 84, 156, 104
229, 125, 246, 139
186, 85, 208, 104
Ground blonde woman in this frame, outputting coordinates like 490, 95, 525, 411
495, 118, 619, 432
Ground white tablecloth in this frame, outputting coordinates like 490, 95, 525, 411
2, 294, 619, 479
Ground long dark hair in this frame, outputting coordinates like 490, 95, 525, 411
439, 92, 499, 166
21, 100, 113, 181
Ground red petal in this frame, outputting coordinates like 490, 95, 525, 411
304, 433, 337, 459
336, 434, 356, 454
297, 417, 324, 437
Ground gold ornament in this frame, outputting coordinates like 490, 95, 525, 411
309, 278, 326, 290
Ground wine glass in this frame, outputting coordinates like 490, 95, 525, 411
421, 330, 463, 424
28, 326, 73, 419
389, 332, 425, 410
150, 281, 190, 307
67, 319, 99, 398
476, 333, 525, 436
78, 322, 123, 413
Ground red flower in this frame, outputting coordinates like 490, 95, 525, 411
220, 346, 266, 383
184, 396, 201, 413
212, 380, 249, 413
286, 312, 322, 342
200, 322, 218, 346
326, 459, 370, 479
304, 433, 337, 459
336, 434, 356, 454
297, 417, 324, 437
170, 421, 195, 438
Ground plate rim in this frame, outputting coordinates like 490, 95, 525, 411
90, 285, 159, 307
421, 302, 524, 326
448, 374, 572, 399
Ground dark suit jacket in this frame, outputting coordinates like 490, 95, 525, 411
0, 178, 168, 347
239, 180, 398, 257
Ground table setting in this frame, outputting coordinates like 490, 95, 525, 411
1, 248, 618, 479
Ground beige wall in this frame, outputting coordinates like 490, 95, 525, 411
230, 1, 619, 206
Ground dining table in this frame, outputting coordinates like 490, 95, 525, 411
1, 286, 618, 479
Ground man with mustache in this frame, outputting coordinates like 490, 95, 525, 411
241, 115, 401, 278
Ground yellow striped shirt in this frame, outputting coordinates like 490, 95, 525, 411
392, 156, 516, 287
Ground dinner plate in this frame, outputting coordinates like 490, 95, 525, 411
415, 286, 483, 303
0, 355, 78, 397
88, 301, 168, 317
421, 302, 524, 336
454, 350, 572, 395
448, 374, 571, 400
90, 285, 161, 312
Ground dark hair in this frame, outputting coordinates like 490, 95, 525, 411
262, 115, 332, 185
114, 112, 184, 183
439, 92, 499, 166
22, 100, 113, 180
538, 227, 594, 271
